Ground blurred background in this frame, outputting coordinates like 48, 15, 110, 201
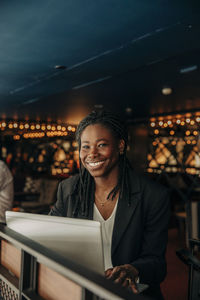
0, 1, 200, 298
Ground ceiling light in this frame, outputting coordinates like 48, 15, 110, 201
180, 65, 198, 74
125, 107, 132, 114
54, 65, 67, 70
94, 104, 103, 109
161, 86, 172, 95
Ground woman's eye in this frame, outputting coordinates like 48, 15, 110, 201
82, 145, 89, 149
98, 143, 107, 147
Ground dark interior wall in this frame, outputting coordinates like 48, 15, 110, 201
127, 124, 149, 173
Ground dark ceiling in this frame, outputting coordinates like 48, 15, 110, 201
1, 0, 200, 123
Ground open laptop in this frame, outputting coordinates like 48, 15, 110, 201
6, 211, 105, 274
6, 211, 149, 293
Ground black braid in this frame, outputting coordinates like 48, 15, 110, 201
75, 110, 132, 217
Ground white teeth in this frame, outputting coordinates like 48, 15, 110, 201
88, 161, 104, 167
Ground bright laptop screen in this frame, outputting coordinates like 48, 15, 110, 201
6, 211, 105, 274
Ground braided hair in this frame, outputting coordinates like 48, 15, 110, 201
73, 110, 132, 217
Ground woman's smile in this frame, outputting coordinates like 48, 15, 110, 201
86, 160, 106, 168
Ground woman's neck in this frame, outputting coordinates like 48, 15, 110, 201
94, 167, 119, 195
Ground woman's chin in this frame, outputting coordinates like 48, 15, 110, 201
88, 169, 105, 177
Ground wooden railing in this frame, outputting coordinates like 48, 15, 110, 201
0, 224, 148, 300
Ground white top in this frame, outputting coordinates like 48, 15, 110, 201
93, 200, 118, 271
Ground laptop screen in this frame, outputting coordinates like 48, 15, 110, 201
6, 211, 105, 274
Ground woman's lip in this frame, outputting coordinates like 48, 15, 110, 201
86, 161, 105, 167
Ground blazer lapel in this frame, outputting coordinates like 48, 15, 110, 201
111, 170, 141, 256
76, 198, 94, 220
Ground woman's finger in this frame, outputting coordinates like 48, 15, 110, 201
106, 266, 120, 280
114, 270, 127, 284
122, 279, 129, 287
105, 268, 113, 277
129, 282, 139, 294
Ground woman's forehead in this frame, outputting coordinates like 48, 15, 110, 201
81, 123, 115, 140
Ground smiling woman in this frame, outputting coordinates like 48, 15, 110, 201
80, 123, 124, 178
49, 110, 170, 300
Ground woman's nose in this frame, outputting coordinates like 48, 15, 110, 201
88, 146, 98, 157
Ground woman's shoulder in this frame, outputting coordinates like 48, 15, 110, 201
0, 160, 9, 172
0, 160, 13, 184
59, 174, 80, 193
129, 168, 169, 194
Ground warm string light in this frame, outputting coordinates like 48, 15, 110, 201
148, 112, 200, 175
46, 131, 68, 137
0, 120, 76, 139
150, 112, 200, 138
23, 132, 45, 139
150, 113, 200, 128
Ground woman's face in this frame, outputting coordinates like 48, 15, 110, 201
80, 123, 124, 179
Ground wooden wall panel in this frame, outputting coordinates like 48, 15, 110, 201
38, 264, 82, 300
1, 240, 21, 278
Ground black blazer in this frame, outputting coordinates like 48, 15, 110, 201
50, 169, 170, 299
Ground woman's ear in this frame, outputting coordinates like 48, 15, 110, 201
119, 139, 125, 155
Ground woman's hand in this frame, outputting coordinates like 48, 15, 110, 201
105, 264, 139, 294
